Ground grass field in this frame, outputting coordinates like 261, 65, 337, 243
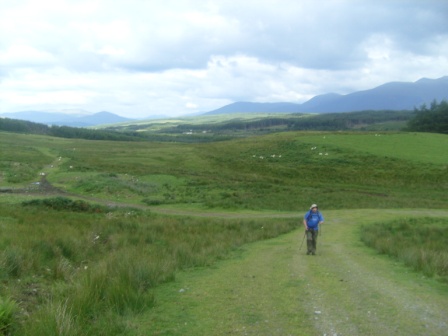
1, 131, 447, 210
101, 110, 411, 137
0, 199, 297, 335
1, 129, 447, 334
296, 132, 448, 165
361, 217, 448, 282
142, 209, 448, 336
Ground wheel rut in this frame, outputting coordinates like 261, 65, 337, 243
143, 210, 448, 336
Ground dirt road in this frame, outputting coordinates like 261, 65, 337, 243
139, 209, 448, 336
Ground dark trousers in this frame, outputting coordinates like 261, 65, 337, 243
306, 229, 318, 254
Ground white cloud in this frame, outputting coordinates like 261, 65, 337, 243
0, 45, 56, 67
0, 0, 447, 117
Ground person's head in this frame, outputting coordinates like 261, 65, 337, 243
310, 204, 318, 212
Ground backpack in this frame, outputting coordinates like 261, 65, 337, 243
307, 210, 319, 221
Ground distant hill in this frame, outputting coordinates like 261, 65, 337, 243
204, 76, 448, 114
205, 102, 300, 115
0, 111, 134, 127
0, 117, 145, 141
74, 111, 134, 127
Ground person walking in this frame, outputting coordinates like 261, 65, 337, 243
303, 204, 324, 255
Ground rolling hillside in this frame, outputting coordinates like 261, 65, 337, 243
1, 130, 447, 211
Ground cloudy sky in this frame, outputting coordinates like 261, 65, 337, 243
1, 0, 447, 118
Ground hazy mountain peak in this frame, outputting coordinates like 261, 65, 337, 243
0, 110, 134, 127
204, 76, 448, 115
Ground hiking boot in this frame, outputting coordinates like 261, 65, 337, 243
306, 251, 311, 255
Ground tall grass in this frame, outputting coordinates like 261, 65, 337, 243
0, 296, 18, 335
360, 217, 448, 282
0, 200, 297, 335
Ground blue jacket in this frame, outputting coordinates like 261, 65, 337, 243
304, 210, 324, 230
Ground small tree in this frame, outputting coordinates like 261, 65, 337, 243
407, 100, 448, 134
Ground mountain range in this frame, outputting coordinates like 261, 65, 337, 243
205, 76, 448, 115
1, 76, 447, 125
0, 111, 133, 127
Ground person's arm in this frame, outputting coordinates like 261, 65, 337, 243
318, 213, 324, 226
303, 219, 308, 230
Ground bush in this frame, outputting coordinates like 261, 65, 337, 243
22, 197, 109, 213
142, 198, 163, 206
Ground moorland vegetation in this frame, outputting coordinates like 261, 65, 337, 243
0, 199, 297, 335
361, 217, 448, 283
0, 107, 447, 334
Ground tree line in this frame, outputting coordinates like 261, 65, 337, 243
1, 103, 446, 142
0, 117, 144, 141
406, 100, 448, 134
163, 110, 413, 133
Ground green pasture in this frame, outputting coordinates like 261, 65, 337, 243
296, 132, 448, 165
102, 113, 302, 129
101, 110, 411, 137
1, 131, 447, 210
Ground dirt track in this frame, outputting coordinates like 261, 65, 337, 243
141, 209, 448, 336
10, 178, 448, 335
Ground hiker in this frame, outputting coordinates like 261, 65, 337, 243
303, 204, 324, 255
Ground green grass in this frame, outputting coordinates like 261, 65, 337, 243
101, 110, 413, 138
0, 296, 18, 335
1, 128, 448, 334
1, 131, 447, 211
360, 217, 448, 282
140, 208, 448, 336
0, 201, 297, 335
296, 132, 448, 165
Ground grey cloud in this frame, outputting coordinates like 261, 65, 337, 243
1, 0, 447, 117
3, 0, 445, 74
224, 1, 448, 70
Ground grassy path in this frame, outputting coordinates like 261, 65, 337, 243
134, 209, 448, 336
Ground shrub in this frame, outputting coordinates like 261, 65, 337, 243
142, 198, 163, 206
22, 197, 109, 213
